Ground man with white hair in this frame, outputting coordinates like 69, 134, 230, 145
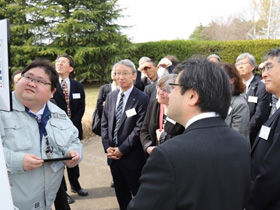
235, 53, 271, 146
101, 59, 149, 210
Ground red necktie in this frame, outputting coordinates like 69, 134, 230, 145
62, 80, 71, 118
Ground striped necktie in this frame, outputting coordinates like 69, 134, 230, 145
62, 80, 71, 118
113, 93, 125, 146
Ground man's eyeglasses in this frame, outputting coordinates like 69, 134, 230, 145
235, 61, 250, 67
21, 73, 52, 86
157, 87, 171, 93
115, 72, 133, 77
262, 64, 275, 73
168, 83, 183, 88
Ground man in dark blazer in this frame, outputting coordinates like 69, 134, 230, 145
128, 58, 251, 210
144, 81, 157, 100
53, 55, 87, 207
248, 48, 280, 209
101, 59, 149, 210
134, 56, 150, 91
236, 53, 271, 146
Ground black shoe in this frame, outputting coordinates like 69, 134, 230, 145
66, 194, 75, 204
110, 181, 114, 188
71, 188, 88, 196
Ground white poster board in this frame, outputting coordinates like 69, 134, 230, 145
0, 135, 14, 210
0, 19, 12, 111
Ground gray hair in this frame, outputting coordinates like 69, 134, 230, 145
115, 59, 136, 73
157, 73, 178, 93
236, 53, 256, 66
139, 56, 151, 63
207, 54, 221, 62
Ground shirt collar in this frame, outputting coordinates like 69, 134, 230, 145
27, 104, 46, 120
245, 75, 254, 87
60, 77, 70, 85
276, 98, 280, 110
119, 85, 133, 98
185, 112, 219, 129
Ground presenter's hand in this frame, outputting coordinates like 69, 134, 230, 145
64, 150, 80, 167
23, 153, 44, 171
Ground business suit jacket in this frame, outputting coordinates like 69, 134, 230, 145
246, 76, 271, 145
53, 78, 85, 140
128, 117, 251, 210
140, 99, 184, 153
225, 95, 250, 140
101, 87, 149, 167
144, 82, 157, 100
134, 70, 144, 91
248, 108, 280, 210
96, 83, 112, 111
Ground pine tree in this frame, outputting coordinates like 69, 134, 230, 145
1, 0, 132, 81
35, 0, 132, 81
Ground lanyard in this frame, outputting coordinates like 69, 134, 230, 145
25, 106, 53, 159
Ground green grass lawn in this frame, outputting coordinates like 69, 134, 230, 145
82, 83, 102, 139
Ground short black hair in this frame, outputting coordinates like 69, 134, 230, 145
56, 54, 75, 67
264, 47, 280, 63
174, 58, 231, 119
22, 59, 59, 91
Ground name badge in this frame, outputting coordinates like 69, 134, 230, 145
126, 108, 137, 118
51, 161, 64, 172
259, 125, 271, 140
228, 106, 232, 115
166, 117, 176, 125
248, 96, 258, 103
72, 93, 81, 99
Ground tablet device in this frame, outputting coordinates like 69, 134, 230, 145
43, 157, 73, 162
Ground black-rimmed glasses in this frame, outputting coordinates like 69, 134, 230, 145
21, 73, 52, 86
168, 83, 183, 88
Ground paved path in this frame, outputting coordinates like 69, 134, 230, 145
64, 135, 119, 210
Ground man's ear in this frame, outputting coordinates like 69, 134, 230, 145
188, 89, 200, 106
51, 88, 57, 98
69, 66, 74, 73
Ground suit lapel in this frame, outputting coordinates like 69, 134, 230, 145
56, 82, 65, 99
251, 108, 280, 151
119, 87, 137, 128
69, 78, 76, 100
246, 77, 258, 97
109, 90, 119, 128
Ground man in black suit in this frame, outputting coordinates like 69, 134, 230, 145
248, 48, 280, 209
128, 58, 251, 210
101, 59, 149, 210
53, 55, 87, 207
236, 53, 271, 146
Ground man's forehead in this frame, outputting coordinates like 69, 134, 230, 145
238, 57, 249, 62
56, 57, 70, 62
265, 57, 277, 65
116, 64, 132, 71
26, 68, 47, 78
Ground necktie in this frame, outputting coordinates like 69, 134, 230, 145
62, 80, 71, 118
113, 93, 125, 146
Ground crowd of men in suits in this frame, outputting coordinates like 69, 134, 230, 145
99, 49, 280, 210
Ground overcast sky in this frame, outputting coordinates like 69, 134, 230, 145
117, 0, 251, 43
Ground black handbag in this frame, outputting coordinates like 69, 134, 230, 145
92, 108, 102, 136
